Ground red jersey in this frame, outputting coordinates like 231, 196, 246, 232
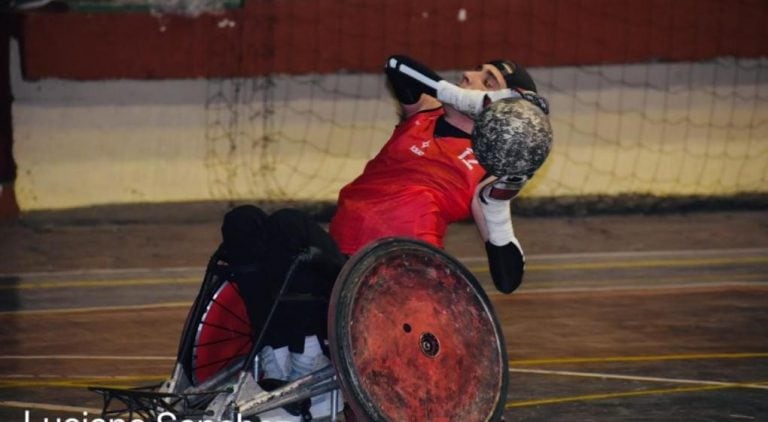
330, 108, 486, 255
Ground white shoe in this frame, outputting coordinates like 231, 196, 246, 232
252, 406, 305, 422
288, 336, 344, 419
258, 345, 291, 381
236, 373, 305, 422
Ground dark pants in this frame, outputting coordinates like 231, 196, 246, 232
221, 206, 345, 354
0, 13, 17, 184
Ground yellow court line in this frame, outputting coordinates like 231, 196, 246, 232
4, 378, 764, 411
0, 400, 102, 414
1, 255, 765, 291
0, 354, 174, 361
471, 255, 768, 274
506, 380, 768, 408
510, 352, 768, 366
0, 301, 191, 317
528, 256, 768, 271
509, 368, 768, 391
0, 277, 199, 291
517, 272, 768, 288
0, 375, 165, 390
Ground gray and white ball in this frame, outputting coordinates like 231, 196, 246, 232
472, 97, 553, 177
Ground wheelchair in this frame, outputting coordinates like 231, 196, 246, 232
91, 237, 509, 421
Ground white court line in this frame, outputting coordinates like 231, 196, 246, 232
1, 247, 765, 313
0, 374, 164, 380
510, 367, 768, 390
2, 280, 766, 315
0, 355, 174, 361
523, 247, 768, 261
508, 280, 768, 296
0, 301, 190, 316
456, 247, 768, 264
0, 400, 101, 414
0, 266, 203, 280
3, 247, 766, 280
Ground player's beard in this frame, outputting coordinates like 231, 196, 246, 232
441, 103, 475, 135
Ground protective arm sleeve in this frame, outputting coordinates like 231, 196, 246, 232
440, 85, 551, 116
471, 176, 528, 293
385, 55, 519, 116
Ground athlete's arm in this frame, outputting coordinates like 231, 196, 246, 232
471, 175, 529, 293
385, 55, 524, 118
385, 55, 550, 119
384, 55, 442, 118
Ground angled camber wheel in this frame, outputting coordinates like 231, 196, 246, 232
176, 258, 254, 387
190, 278, 253, 385
328, 238, 508, 421
178, 246, 321, 389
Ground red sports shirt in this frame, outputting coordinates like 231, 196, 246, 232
330, 108, 486, 255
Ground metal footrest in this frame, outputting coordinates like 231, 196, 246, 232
89, 385, 225, 421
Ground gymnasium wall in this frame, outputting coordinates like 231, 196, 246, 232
7, 0, 768, 211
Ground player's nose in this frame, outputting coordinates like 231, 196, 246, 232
461, 71, 475, 87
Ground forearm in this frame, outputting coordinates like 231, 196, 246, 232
385, 55, 550, 118
472, 175, 528, 294
486, 241, 524, 294
385, 55, 515, 117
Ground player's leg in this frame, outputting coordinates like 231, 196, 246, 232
259, 208, 345, 417
163, 205, 270, 392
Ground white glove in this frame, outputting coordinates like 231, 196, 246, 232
472, 175, 528, 246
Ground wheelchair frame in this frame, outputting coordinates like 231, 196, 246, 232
91, 238, 508, 421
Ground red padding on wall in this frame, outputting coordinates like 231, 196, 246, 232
19, 0, 768, 80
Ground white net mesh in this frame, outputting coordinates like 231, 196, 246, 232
202, 58, 768, 207
61, 0, 238, 15
143, 0, 231, 16
8, 3, 768, 212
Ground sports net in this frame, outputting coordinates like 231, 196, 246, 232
11, 0, 768, 213
41, 0, 241, 15
202, 59, 768, 212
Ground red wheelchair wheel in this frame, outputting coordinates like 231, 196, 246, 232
328, 238, 508, 421
191, 279, 253, 385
